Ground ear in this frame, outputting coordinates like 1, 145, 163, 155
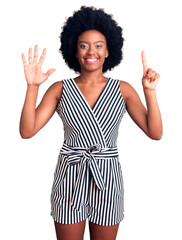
76, 52, 78, 58
105, 49, 109, 58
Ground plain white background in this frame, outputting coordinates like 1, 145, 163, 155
0, 0, 182, 239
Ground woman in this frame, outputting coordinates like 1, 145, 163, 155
20, 6, 163, 240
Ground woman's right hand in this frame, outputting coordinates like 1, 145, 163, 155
21, 45, 56, 86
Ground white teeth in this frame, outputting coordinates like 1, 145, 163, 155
86, 58, 97, 62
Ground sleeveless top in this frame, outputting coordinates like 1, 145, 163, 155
56, 78, 126, 148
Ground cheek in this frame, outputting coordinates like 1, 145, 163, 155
99, 50, 108, 60
99, 48, 108, 56
76, 52, 85, 66
76, 49, 86, 58
76, 52, 82, 62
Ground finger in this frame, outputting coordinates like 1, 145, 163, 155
141, 50, 148, 74
45, 68, 56, 78
147, 68, 155, 78
150, 76, 156, 82
150, 73, 160, 82
33, 45, 38, 63
156, 73, 160, 79
21, 53, 28, 67
28, 48, 32, 64
153, 73, 160, 81
147, 69, 159, 79
38, 48, 46, 67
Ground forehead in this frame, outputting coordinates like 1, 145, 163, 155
77, 30, 107, 43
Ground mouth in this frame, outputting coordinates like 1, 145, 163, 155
84, 58, 99, 64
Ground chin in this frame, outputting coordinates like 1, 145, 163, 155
80, 63, 105, 73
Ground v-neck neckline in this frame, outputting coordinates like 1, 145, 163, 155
72, 77, 110, 111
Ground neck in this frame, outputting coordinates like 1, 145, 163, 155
77, 70, 107, 84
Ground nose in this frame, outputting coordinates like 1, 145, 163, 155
87, 45, 95, 55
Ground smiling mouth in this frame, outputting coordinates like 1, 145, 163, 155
84, 58, 99, 64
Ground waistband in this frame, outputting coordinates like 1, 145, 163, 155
60, 142, 119, 159
57, 143, 119, 212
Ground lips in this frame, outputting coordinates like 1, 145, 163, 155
84, 58, 99, 64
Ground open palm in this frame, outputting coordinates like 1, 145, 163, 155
21, 45, 56, 86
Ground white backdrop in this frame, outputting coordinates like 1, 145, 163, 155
0, 0, 181, 239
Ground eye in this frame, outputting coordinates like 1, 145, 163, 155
80, 44, 88, 49
96, 44, 102, 48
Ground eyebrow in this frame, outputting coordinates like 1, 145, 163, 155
79, 41, 105, 44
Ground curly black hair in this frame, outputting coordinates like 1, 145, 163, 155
60, 6, 124, 73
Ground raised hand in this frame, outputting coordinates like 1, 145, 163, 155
141, 50, 160, 90
21, 45, 56, 86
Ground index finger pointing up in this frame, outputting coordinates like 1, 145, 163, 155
141, 50, 148, 74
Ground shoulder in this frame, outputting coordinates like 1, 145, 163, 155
119, 80, 141, 106
119, 80, 137, 104
47, 80, 63, 102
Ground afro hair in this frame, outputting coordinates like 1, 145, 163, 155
60, 6, 124, 73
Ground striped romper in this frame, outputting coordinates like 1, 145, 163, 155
50, 78, 127, 226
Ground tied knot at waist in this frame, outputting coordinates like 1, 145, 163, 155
59, 143, 119, 160
56, 143, 119, 212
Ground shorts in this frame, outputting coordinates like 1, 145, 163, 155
50, 155, 124, 226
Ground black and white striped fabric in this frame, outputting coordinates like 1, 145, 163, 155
50, 78, 126, 226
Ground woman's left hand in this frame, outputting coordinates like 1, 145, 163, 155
141, 50, 160, 90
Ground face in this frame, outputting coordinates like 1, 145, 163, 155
76, 30, 109, 73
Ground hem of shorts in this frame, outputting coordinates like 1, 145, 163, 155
51, 213, 88, 225
51, 211, 125, 226
88, 214, 125, 226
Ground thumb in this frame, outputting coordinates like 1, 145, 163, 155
45, 68, 56, 78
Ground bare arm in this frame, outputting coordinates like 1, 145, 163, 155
120, 51, 163, 140
19, 82, 62, 138
19, 45, 58, 138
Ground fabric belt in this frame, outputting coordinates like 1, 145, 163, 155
57, 143, 119, 212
